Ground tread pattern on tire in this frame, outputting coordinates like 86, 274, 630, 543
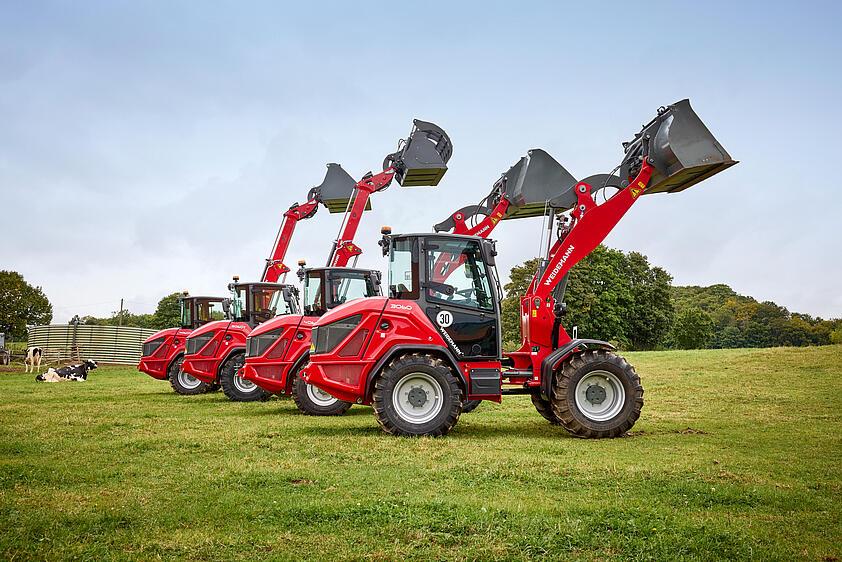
292, 370, 352, 416
550, 349, 643, 438
168, 356, 210, 396
219, 352, 270, 402
530, 392, 561, 425
372, 353, 462, 437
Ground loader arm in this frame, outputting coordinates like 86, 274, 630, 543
328, 170, 396, 268
262, 199, 320, 282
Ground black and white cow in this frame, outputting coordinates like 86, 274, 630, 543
35, 359, 98, 382
25, 347, 42, 373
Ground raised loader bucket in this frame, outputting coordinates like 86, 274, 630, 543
308, 163, 362, 214
384, 119, 453, 187
496, 149, 579, 219
621, 99, 737, 194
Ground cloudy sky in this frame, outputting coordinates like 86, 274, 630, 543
2, 1, 841, 321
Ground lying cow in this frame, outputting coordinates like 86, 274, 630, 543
25, 347, 43, 373
35, 359, 98, 382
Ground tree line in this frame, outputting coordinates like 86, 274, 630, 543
501, 247, 842, 350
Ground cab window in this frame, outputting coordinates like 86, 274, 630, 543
425, 239, 494, 311
327, 271, 372, 308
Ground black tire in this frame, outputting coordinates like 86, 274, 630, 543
207, 383, 221, 392
219, 352, 270, 402
461, 400, 482, 414
168, 355, 211, 396
531, 392, 561, 425
550, 349, 643, 438
292, 371, 352, 416
372, 353, 462, 437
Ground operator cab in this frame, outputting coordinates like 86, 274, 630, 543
223, 279, 299, 327
297, 264, 382, 316
384, 231, 502, 359
179, 295, 228, 330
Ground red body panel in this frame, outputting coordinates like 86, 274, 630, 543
240, 314, 316, 394
300, 297, 503, 404
138, 327, 191, 380
182, 320, 252, 384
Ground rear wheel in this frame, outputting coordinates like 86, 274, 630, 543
219, 353, 270, 402
292, 372, 352, 416
531, 392, 561, 424
168, 356, 211, 395
551, 349, 643, 438
372, 353, 462, 437
461, 400, 482, 414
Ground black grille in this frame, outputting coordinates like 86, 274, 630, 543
312, 315, 362, 354
246, 329, 282, 357
142, 337, 165, 357
186, 334, 213, 355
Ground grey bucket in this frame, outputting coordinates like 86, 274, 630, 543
495, 149, 579, 219
384, 119, 453, 187
621, 99, 736, 195
307, 163, 363, 214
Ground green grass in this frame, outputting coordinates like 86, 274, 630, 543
1, 346, 840, 561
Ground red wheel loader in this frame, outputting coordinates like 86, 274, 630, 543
241, 120, 454, 414
149, 164, 358, 397
301, 99, 736, 436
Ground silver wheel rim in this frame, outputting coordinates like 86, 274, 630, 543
177, 370, 202, 390
233, 373, 257, 393
574, 369, 625, 422
306, 383, 339, 407
392, 372, 443, 424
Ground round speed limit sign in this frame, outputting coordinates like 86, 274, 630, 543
436, 310, 453, 328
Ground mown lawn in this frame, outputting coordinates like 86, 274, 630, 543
1, 346, 840, 561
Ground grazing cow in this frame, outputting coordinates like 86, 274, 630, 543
25, 347, 42, 373
35, 359, 98, 382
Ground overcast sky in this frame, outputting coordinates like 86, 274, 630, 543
2, 1, 841, 321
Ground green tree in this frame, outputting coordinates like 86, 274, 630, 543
623, 252, 674, 350
153, 293, 183, 329
831, 327, 842, 345
0, 271, 53, 339
669, 307, 714, 349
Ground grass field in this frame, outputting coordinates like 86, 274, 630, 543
1, 346, 840, 561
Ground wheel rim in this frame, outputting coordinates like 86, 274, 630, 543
574, 369, 625, 422
305, 383, 338, 407
233, 373, 257, 393
392, 372, 444, 424
177, 370, 202, 390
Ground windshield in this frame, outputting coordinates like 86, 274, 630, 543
389, 238, 417, 299
196, 300, 226, 323
327, 271, 373, 307
180, 299, 192, 327
252, 287, 288, 320
425, 238, 494, 311
303, 271, 324, 315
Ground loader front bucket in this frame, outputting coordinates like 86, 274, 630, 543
622, 99, 737, 194
308, 163, 362, 213
497, 149, 579, 219
384, 119, 453, 187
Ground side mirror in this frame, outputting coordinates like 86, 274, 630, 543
481, 239, 497, 267
221, 299, 231, 318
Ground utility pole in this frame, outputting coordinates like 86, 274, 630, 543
118, 298, 124, 326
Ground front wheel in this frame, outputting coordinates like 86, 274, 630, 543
168, 356, 211, 395
292, 372, 352, 416
219, 353, 270, 402
372, 353, 462, 437
551, 349, 643, 438
461, 400, 482, 414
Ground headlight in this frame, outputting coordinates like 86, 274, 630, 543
186, 333, 214, 355
247, 328, 283, 358
312, 315, 362, 354
143, 337, 166, 357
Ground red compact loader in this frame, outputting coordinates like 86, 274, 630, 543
301, 100, 736, 436
170, 164, 359, 398
241, 121, 453, 414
